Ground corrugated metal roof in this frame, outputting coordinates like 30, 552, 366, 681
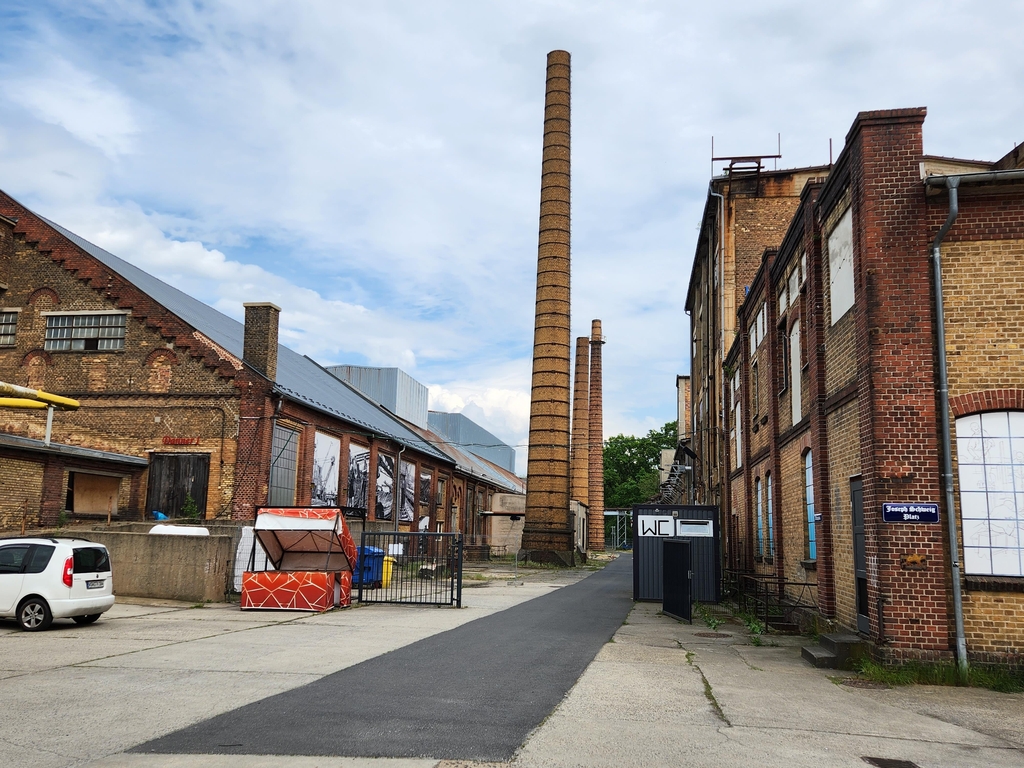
0, 433, 149, 466
39, 217, 452, 464
400, 420, 523, 495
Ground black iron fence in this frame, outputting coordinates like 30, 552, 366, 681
724, 569, 818, 630
357, 531, 463, 607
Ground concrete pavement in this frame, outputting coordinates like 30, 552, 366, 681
3, 554, 1022, 768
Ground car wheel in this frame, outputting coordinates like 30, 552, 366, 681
72, 614, 101, 625
17, 598, 53, 632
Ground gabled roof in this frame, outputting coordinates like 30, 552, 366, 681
35, 214, 452, 465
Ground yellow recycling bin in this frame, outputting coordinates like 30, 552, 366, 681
382, 556, 396, 589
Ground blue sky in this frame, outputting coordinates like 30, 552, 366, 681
1, 1, 1022, 473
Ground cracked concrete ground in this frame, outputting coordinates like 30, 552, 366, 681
513, 601, 1024, 768
3, 564, 1022, 768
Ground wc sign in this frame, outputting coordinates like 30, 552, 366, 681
637, 515, 713, 538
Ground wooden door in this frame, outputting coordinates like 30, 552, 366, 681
146, 453, 210, 518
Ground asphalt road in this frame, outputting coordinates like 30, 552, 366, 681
131, 554, 634, 762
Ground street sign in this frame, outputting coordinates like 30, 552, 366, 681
882, 502, 939, 523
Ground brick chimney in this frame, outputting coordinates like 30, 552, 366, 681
243, 302, 280, 380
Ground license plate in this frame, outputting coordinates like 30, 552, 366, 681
86, 580, 104, 589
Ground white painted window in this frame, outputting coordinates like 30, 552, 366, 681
828, 207, 854, 325
788, 266, 800, 309
732, 371, 742, 469
790, 320, 802, 424
749, 303, 767, 350
778, 286, 787, 316
956, 411, 1024, 577
805, 451, 816, 560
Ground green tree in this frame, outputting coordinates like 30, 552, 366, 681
603, 421, 678, 509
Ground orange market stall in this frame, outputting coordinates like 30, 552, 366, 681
241, 507, 358, 611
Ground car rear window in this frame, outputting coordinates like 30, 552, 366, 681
24, 545, 55, 574
0, 545, 29, 573
73, 547, 110, 573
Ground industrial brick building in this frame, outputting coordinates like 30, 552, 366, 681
697, 108, 1024, 666
0, 191, 521, 534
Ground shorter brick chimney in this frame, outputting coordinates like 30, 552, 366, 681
243, 302, 280, 380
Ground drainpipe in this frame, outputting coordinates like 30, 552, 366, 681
930, 176, 968, 676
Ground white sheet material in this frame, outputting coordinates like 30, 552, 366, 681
149, 524, 210, 536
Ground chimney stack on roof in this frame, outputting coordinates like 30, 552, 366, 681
243, 302, 280, 380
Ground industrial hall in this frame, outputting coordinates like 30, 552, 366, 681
0, 190, 523, 547
685, 107, 1024, 668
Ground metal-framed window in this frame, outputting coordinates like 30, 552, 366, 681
0, 311, 17, 346
268, 424, 299, 506
766, 472, 774, 557
956, 411, 1024, 577
755, 477, 764, 557
805, 451, 816, 560
44, 313, 127, 351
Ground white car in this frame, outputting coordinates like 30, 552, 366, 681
0, 537, 115, 631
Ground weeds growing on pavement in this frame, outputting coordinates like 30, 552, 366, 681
855, 658, 1024, 693
693, 602, 724, 630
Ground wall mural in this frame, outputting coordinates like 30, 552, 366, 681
376, 453, 394, 520
348, 443, 370, 514
399, 460, 415, 523
311, 432, 341, 506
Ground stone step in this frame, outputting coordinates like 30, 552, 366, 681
819, 632, 869, 670
801, 645, 837, 669
767, 620, 800, 634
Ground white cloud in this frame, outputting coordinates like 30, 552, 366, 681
1, 0, 1022, 461
3, 56, 139, 158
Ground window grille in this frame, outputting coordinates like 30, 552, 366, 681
0, 311, 17, 346
44, 314, 126, 351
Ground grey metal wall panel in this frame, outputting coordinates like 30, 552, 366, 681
633, 504, 720, 603
394, 369, 429, 427
427, 411, 516, 472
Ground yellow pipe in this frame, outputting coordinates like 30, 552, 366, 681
0, 397, 50, 410
0, 381, 79, 410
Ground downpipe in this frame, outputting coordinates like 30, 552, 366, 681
931, 177, 969, 677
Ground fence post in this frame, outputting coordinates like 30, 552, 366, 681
456, 533, 463, 608
358, 530, 365, 604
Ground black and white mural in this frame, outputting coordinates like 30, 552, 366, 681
376, 452, 394, 520
348, 443, 370, 514
399, 460, 415, 523
311, 432, 340, 506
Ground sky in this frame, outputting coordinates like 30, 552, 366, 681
1, 1, 1021, 474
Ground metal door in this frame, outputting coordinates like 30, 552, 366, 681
146, 453, 210, 518
851, 478, 870, 634
662, 538, 692, 622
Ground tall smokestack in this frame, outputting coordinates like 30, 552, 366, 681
523, 50, 573, 564
570, 336, 590, 506
588, 319, 605, 551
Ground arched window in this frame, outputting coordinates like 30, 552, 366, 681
956, 411, 1024, 577
755, 477, 764, 557
766, 472, 774, 558
804, 451, 816, 560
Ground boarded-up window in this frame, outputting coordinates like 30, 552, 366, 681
311, 432, 340, 506
348, 443, 369, 511
828, 207, 854, 325
269, 424, 299, 506
71, 473, 120, 515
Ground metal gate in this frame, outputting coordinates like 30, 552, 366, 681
357, 531, 463, 607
